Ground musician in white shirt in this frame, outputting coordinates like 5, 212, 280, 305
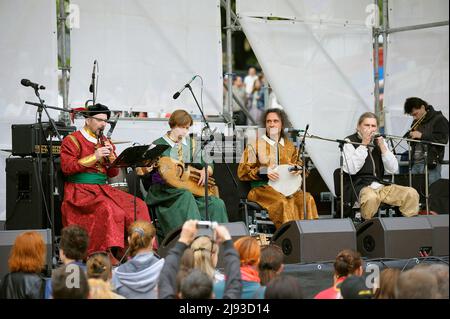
342, 112, 419, 220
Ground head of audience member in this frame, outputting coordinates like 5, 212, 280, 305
403, 97, 429, 120
262, 108, 288, 141
190, 235, 219, 280
252, 79, 262, 93
264, 275, 304, 299
340, 275, 373, 299
395, 266, 440, 299
248, 67, 257, 77
52, 264, 89, 299
234, 236, 260, 268
168, 109, 193, 142
59, 225, 89, 264
179, 269, 214, 299
333, 249, 363, 283
233, 76, 244, 88
84, 103, 111, 137
428, 264, 449, 299
86, 252, 112, 282
259, 73, 266, 85
374, 268, 400, 299
127, 220, 156, 258
176, 254, 193, 299
8, 231, 46, 274
258, 244, 284, 286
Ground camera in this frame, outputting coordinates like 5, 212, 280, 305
197, 221, 218, 229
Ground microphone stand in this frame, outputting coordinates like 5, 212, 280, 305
186, 84, 239, 222
25, 95, 67, 270
297, 127, 309, 219
186, 84, 212, 221
382, 134, 446, 214
305, 134, 377, 219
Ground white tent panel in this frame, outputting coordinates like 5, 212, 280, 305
388, 0, 449, 28
70, 0, 223, 115
0, 0, 58, 221
237, 0, 371, 26
239, 16, 374, 195
383, 26, 449, 178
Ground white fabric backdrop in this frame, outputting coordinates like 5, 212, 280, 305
237, 0, 371, 25
238, 0, 374, 195
0, 0, 58, 221
70, 0, 223, 115
384, 0, 449, 178
388, 0, 449, 28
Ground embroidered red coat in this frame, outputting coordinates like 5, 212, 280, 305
60, 130, 150, 255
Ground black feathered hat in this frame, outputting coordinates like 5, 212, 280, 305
83, 103, 111, 120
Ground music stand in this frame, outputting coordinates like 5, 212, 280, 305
109, 144, 169, 220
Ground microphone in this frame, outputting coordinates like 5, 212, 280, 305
300, 124, 310, 146
285, 128, 305, 135
288, 165, 303, 172
89, 60, 97, 93
106, 114, 119, 139
371, 133, 385, 143
21, 79, 45, 90
372, 133, 385, 139
173, 75, 197, 99
295, 123, 309, 168
201, 127, 217, 149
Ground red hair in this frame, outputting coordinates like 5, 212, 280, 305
8, 231, 46, 273
234, 236, 260, 266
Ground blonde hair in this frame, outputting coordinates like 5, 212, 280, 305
190, 236, 218, 279
88, 278, 124, 299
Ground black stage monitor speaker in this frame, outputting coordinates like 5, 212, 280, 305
429, 179, 449, 214
213, 163, 242, 222
356, 217, 433, 259
425, 215, 449, 256
5, 157, 63, 235
0, 229, 52, 280
271, 219, 356, 264
157, 222, 249, 269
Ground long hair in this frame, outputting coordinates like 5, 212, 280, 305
234, 236, 260, 267
261, 108, 290, 139
374, 268, 400, 299
333, 249, 362, 278
258, 244, 284, 285
190, 236, 218, 280
8, 231, 46, 273
128, 220, 156, 257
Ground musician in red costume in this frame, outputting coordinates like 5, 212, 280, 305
60, 104, 150, 263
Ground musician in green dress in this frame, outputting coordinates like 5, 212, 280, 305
145, 110, 228, 242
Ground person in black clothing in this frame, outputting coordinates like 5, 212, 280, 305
0, 231, 47, 299
404, 97, 449, 185
158, 220, 241, 299
343, 112, 419, 220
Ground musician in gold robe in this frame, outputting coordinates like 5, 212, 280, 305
238, 108, 318, 228
143, 110, 228, 241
